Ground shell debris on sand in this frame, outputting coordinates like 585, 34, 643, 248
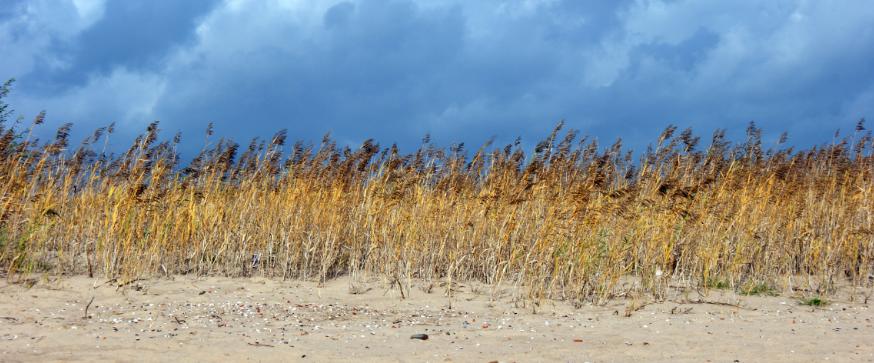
0, 276, 873, 362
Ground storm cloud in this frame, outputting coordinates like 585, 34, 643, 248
2, 0, 873, 155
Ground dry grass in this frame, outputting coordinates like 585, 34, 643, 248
0, 92, 872, 304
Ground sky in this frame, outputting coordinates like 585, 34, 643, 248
1, 0, 873, 156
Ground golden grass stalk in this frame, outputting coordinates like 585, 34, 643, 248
0, 117, 871, 304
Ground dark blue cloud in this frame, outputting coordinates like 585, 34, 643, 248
2, 0, 873, 158
23, 1, 220, 91
323, 2, 355, 28
0, 0, 27, 22
632, 29, 720, 73
538, 1, 633, 45
154, 0, 470, 151
75, 1, 220, 70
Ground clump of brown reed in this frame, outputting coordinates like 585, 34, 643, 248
0, 89, 871, 304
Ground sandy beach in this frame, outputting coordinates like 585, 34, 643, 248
1, 276, 872, 362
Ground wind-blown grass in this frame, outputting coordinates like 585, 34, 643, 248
0, 110, 871, 303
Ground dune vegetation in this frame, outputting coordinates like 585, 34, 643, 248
0, 81, 872, 304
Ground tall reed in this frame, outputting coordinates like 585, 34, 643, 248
0, 110, 871, 303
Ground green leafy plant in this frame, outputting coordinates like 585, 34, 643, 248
740, 282, 778, 296
799, 297, 828, 307
706, 278, 731, 290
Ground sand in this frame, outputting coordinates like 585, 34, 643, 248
1, 276, 872, 362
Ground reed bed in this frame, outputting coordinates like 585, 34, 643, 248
0, 100, 872, 303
